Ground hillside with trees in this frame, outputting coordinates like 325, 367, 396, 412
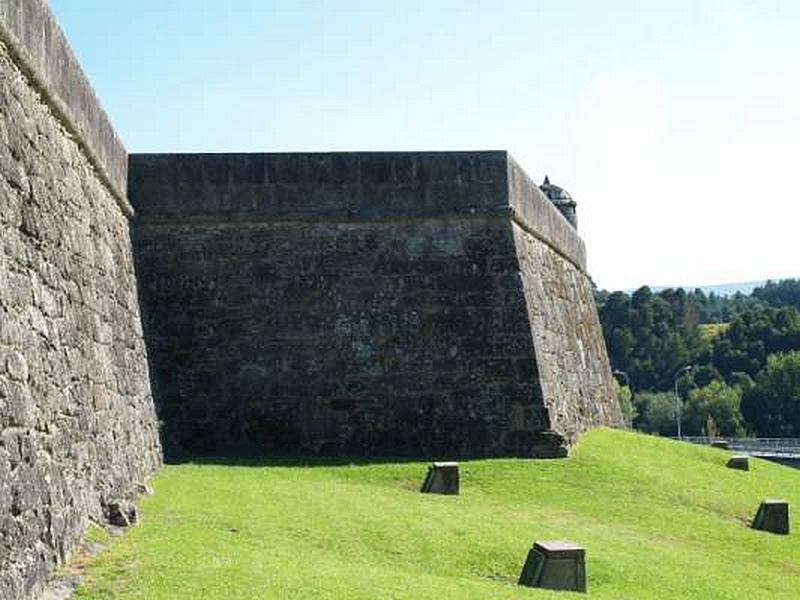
752, 278, 800, 310
596, 278, 800, 437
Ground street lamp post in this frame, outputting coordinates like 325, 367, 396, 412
673, 365, 693, 439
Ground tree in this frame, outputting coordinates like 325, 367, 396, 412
753, 279, 800, 311
691, 363, 721, 388
682, 381, 745, 437
633, 391, 676, 436
712, 306, 800, 382
742, 352, 800, 436
598, 287, 708, 392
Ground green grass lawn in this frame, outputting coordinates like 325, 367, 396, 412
699, 322, 730, 341
71, 428, 800, 599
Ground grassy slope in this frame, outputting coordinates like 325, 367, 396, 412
73, 429, 800, 599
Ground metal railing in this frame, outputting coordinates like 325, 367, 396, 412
680, 437, 800, 456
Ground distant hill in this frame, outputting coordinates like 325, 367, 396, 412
690, 280, 767, 296
647, 280, 767, 296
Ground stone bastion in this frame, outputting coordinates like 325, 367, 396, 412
0, 1, 621, 598
130, 151, 622, 458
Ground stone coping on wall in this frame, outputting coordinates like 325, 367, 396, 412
507, 155, 587, 272
0, 0, 131, 215
129, 151, 510, 220
129, 151, 587, 273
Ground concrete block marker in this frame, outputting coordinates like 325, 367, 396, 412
421, 462, 460, 495
518, 540, 587, 593
727, 455, 749, 471
711, 439, 730, 450
752, 499, 790, 535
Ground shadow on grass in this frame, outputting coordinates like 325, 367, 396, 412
158, 430, 566, 468
163, 450, 570, 469
164, 454, 436, 468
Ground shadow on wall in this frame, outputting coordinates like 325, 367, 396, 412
162, 447, 573, 469
128, 153, 571, 460
129, 151, 622, 460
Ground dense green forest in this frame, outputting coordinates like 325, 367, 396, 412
595, 278, 800, 437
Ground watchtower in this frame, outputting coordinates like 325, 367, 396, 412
540, 176, 578, 229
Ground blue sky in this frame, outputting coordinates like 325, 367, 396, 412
49, 0, 800, 290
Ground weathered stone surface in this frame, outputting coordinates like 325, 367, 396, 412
511, 222, 618, 446
727, 455, 749, 471
130, 152, 622, 458
421, 462, 460, 495
751, 499, 790, 535
507, 156, 585, 271
133, 482, 154, 497
0, 22, 160, 600
40, 575, 80, 600
0, 0, 129, 210
518, 540, 587, 593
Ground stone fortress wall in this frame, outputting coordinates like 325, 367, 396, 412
0, 1, 621, 597
0, 2, 161, 598
130, 152, 622, 458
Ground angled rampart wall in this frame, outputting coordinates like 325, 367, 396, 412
507, 158, 622, 441
0, 2, 161, 598
130, 152, 621, 458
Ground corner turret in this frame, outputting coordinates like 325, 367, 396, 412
540, 176, 578, 230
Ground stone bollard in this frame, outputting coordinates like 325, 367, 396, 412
727, 455, 749, 471
420, 462, 459, 495
752, 499, 790, 535
518, 540, 586, 593
711, 439, 730, 450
